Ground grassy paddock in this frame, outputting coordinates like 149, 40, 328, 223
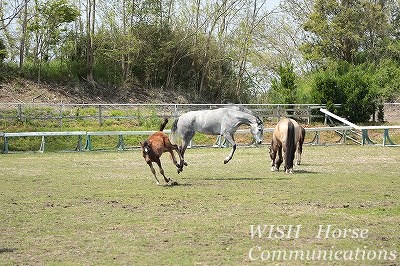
1, 145, 399, 265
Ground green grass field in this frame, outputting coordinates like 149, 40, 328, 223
1, 145, 399, 265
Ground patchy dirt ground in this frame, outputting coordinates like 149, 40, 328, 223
384, 103, 400, 123
0, 78, 192, 104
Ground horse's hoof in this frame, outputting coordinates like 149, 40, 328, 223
271, 166, 277, 172
167, 180, 178, 186
285, 169, 294, 174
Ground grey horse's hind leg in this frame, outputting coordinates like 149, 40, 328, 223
169, 145, 184, 173
179, 130, 194, 169
222, 133, 236, 164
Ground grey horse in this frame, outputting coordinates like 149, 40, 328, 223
170, 106, 263, 170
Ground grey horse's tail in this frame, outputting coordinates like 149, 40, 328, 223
285, 120, 296, 170
159, 118, 168, 131
169, 118, 179, 144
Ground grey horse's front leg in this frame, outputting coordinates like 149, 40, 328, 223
223, 133, 236, 164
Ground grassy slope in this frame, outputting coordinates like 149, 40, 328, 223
0, 145, 399, 265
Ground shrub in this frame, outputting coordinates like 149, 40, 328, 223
311, 62, 378, 123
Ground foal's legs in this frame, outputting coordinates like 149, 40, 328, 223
155, 159, 170, 183
147, 162, 161, 185
148, 159, 170, 185
222, 133, 236, 164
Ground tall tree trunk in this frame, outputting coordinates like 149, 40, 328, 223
86, 0, 97, 87
122, 0, 127, 81
19, 0, 28, 69
235, 0, 258, 102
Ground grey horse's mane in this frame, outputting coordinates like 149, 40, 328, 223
225, 104, 254, 115
225, 104, 262, 123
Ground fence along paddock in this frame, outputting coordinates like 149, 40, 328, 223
2, 125, 363, 153
320, 108, 400, 146
2, 105, 399, 152
0, 103, 326, 125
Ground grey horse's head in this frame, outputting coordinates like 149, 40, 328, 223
251, 117, 263, 145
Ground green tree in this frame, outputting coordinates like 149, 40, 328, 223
0, 37, 6, 64
28, 0, 80, 82
311, 62, 378, 122
268, 63, 297, 105
301, 0, 392, 66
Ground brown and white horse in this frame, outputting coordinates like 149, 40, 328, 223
141, 118, 183, 185
269, 118, 305, 174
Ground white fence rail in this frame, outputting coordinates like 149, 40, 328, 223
320, 108, 400, 146
1, 126, 373, 153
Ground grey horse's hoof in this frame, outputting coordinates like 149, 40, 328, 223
169, 180, 179, 186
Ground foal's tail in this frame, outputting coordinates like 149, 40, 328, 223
285, 120, 296, 170
159, 118, 168, 131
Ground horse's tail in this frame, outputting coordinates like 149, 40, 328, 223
286, 120, 296, 170
169, 118, 179, 144
298, 126, 306, 153
159, 118, 168, 131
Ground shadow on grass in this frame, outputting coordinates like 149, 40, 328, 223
293, 169, 320, 174
161, 182, 193, 187
269, 169, 320, 179
203, 177, 266, 181
0, 248, 15, 253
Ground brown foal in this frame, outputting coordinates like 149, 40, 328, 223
141, 118, 183, 185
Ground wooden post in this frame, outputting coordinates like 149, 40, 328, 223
76, 135, 83, 151
17, 104, 22, 121
137, 105, 141, 125
59, 103, 63, 127
98, 105, 103, 126
3, 136, 8, 154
